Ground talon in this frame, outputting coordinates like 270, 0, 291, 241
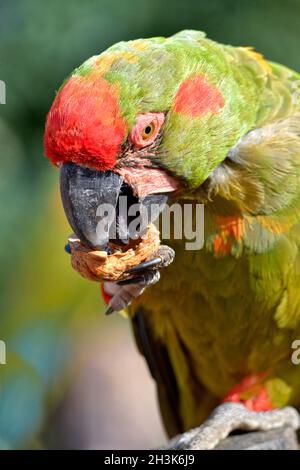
117, 270, 160, 287
124, 245, 175, 276
105, 306, 115, 315
125, 257, 162, 274
117, 276, 145, 286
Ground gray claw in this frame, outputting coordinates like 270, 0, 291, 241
125, 257, 162, 274
103, 245, 174, 314
105, 306, 115, 315
117, 270, 160, 287
117, 276, 145, 286
125, 245, 175, 277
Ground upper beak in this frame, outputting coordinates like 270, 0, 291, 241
60, 162, 168, 250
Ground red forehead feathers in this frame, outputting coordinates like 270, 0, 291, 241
44, 75, 127, 171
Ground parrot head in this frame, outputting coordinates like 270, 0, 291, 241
44, 31, 255, 249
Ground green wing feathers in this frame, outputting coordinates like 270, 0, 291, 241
132, 35, 300, 434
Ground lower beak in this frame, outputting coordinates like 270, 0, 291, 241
60, 162, 168, 250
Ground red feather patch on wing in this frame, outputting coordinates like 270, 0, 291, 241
44, 75, 127, 171
213, 216, 245, 256
174, 75, 224, 117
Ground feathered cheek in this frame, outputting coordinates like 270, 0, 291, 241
129, 112, 165, 149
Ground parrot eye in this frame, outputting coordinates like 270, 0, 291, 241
130, 112, 165, 149
142, 123, 155, 138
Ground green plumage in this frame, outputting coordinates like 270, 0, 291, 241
120, 32, 300, 435
74, 30, 269, 187
51, 30, 300, 437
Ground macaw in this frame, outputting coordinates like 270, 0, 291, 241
44, 30, 300, 448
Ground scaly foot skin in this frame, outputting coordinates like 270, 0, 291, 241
169, 402, 300, 450
104, 245, 175, 314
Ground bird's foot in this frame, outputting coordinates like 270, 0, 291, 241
169, 402, 300, 450
103, 245, 175, 314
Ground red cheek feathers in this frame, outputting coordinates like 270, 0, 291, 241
129, 112, 165, 148
174, 75, 224, 117
44, 75, 127, 171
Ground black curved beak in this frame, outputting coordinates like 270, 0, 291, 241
60, 162, 168, 250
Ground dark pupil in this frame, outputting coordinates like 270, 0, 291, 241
144, 125, 152, 135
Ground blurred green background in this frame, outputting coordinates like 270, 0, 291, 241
0, 0, 300, 449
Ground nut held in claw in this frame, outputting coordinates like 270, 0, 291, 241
68, 224, 161, 282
